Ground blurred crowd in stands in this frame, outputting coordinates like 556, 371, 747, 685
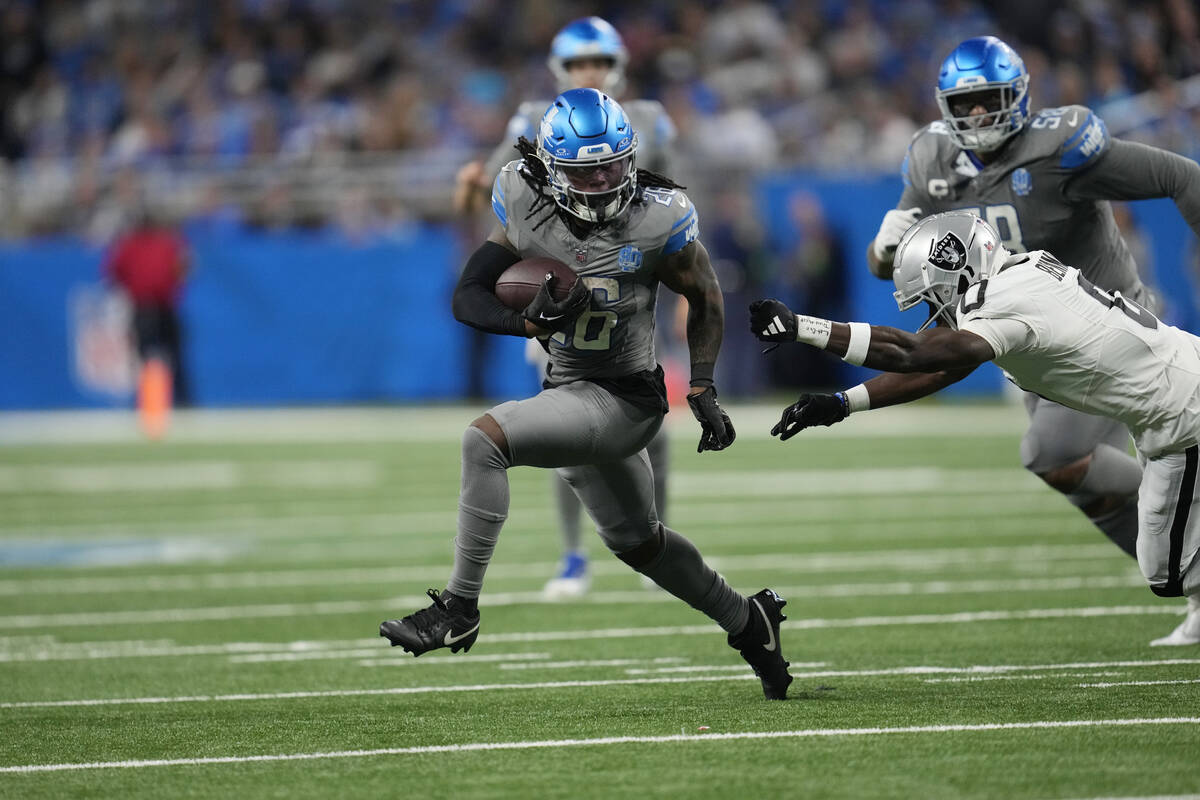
1, 0, 1198, 239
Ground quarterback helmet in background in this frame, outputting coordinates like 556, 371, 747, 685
548, 17, 629, 95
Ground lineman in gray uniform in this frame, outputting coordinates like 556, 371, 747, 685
454, 16, 678, 600
865, 37, 1200, 644
382, 89, 794, 700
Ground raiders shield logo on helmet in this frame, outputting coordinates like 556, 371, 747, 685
929, 232, 968, 270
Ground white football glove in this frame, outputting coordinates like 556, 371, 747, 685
871, 207, 922, 263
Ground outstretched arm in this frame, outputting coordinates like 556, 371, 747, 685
748, 299, 994, 438
823, 321, 995, 374
859, 367, 978, 408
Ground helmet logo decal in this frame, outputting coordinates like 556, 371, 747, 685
1011, 168, 1032, 196
929, 232, 968, 270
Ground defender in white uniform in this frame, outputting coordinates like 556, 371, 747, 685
750, 212, 1200, 634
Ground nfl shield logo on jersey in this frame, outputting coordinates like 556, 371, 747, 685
618, 245, 643, 272
1011, 168, 1033, 196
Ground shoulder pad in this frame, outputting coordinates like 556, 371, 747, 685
1025, 106, 1110, 170
902, 123, 953, 185
638, 188, 698, 255
506, 101, 552, 141
491, 161, 527, 229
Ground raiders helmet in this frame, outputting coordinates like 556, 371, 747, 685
892, 211, 1007, 330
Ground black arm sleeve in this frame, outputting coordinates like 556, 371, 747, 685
1064, 139, 1200, 237
451, 241, 527, 337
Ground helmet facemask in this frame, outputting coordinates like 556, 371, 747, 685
540, 134, 638, 225
937, 79, 1028, 153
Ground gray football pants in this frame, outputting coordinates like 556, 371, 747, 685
1021, 393, 1142, 557
551, 425, 669, 553
447, 380, 749, 634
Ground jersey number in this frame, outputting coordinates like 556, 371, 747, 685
970, 204, 1027, 252
1077, 275, 1158, 330
551, 277, 620, 350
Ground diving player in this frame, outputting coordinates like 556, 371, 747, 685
752, 212, 1200, 631
865, 36, 1200, 645
382, 89, 793, 700
453, 16, 680, 600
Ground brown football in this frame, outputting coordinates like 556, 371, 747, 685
494, 257, 579, 311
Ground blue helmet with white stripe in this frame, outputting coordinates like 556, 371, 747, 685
537, 88, 638, 225
548, 17, 628, 95
936, 36, 1030, 153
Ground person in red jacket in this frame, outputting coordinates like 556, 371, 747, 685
104, 211, 190, 407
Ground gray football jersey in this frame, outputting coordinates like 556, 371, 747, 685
899, 105, 1141, 297
491, 161, 699, 383
484, 99, 676, 180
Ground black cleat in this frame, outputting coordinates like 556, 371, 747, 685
729, 588, 793, 700
379, 589, 480, 657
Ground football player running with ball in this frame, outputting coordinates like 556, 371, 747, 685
752, 212, 1200, 634
864, 36, 1200, 645
454, 16, 681, 601
382, 89, 793, 700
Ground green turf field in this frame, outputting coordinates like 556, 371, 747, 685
1, 402, 1197, 799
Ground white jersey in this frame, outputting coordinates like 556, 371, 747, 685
957, 251, 1200, 457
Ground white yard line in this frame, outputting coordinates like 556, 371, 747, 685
0, 717, 1194, 774
493, 657, 689, 671
0, 469, 1058, 544
0, 403, 1027, 446
0, 674, 760, 708
1078, 678, 1200, 688
0, 593, 1175, 633
628, 660, 1200, 678
0, 460, 380, 493
0, 543, 1126, 596
5, 658, 1199, 709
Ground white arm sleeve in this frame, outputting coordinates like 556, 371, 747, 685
958, 316, 1034, 359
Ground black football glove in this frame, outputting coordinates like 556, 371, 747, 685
686, 386, 736, 453
771, 392, 848, 441
748, 299, 797, 342
523, 274, 590, 333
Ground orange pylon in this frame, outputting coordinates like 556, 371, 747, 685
137, 357, 172, 440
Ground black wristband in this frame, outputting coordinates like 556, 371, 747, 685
689, 362, 715, 388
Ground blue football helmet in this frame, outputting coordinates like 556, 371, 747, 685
537, 88, 638, 225
548, 17, 628, 95
935, 36, 1030, 153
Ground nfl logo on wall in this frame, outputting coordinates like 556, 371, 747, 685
618, 245, 643, 272
1011, 168, 1033, 197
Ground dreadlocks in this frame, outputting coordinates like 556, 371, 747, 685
514, 136, 560, 232
512, 135, 686, 233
